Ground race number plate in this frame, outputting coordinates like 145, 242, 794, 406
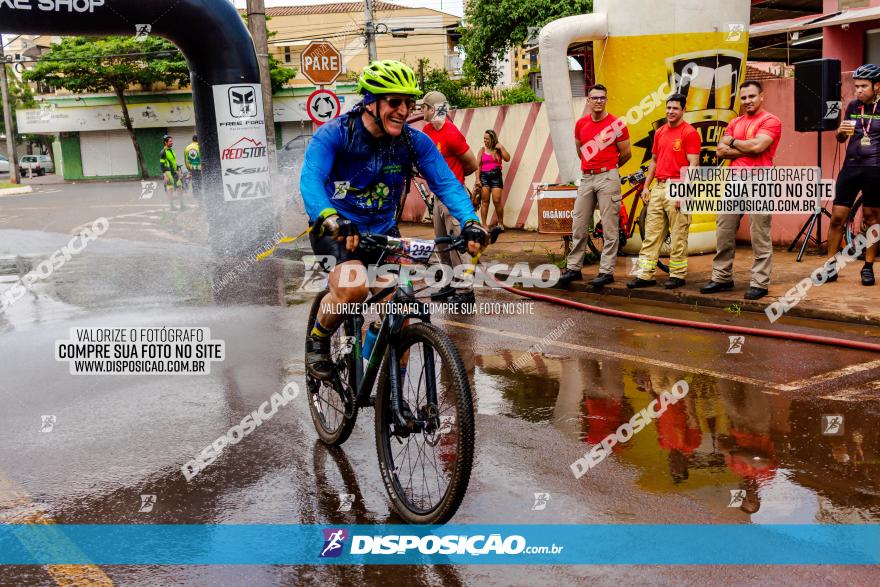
401, 238, 434, 260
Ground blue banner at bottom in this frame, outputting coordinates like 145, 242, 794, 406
0, 524, 878, 565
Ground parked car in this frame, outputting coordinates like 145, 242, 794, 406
19, 154, 54, 176
0, 154, 9, 175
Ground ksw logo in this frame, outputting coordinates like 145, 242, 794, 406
319, 528, 348, 558
225, 167, 269, 176
225, 180, 269, 200
221, 137, 267, 160
229, 86, 258, 118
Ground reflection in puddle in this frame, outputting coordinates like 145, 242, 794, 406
474, 351, 880, 523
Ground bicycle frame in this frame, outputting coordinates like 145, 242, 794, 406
620, 178, 646, 237
345, 278, 438, 433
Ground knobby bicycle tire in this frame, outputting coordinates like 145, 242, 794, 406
845, 197, 866, 256
374, 322, 475, 524
306, 290, 359, 446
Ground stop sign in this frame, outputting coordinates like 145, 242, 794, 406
301, 41, 342, 85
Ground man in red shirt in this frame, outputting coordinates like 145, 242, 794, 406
419, 91, 479, 304
628, 94, 700, 289
559, 84, 632, 287
702, 80, 783, 300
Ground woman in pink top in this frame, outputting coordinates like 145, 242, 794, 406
474, 130, 511, 230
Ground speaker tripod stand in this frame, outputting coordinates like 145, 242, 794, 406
788, 130, 831, 261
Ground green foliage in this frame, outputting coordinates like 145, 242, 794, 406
268, 54, 297, 93
497, 79, 540, 105
461, 0, 593, 86
421, 66, 477, 109
421, 68, 539, 108
0, 65, 36, 139
23, 36, 190, 94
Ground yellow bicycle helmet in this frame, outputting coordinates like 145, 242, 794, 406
357, 60, 421, 97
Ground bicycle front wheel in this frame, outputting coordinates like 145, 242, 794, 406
374, 322, 475, 524
306, 291, 359, 446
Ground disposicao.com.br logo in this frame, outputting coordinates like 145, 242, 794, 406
318, 530, 563, 558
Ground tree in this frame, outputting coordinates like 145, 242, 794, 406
24, 36, 297, 179
0, 64, 36, 140
461, 0, 593, 86
24, 36, 190, 179
421, 67, 477, 109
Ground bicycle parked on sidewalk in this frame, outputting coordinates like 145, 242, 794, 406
845, 193, 871, 260
585, 165, 670, 273
305, 229, 499, 524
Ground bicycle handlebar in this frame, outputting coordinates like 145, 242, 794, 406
360, 226, 502, 255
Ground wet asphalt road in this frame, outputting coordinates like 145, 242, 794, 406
1, 183, 879, 585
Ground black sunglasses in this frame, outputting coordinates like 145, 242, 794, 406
381, 96, 416, 110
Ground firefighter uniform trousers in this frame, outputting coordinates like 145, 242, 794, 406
638, 182, 691, 280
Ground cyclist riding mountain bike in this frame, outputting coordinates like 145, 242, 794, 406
299, 60, 488, 380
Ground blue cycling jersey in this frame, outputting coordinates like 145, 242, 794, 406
299, 107, 479, 234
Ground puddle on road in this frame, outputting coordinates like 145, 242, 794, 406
0, 233, 301, 331
474, 351, 880, 524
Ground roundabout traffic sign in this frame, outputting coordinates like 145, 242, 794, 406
307, 89, 341, 126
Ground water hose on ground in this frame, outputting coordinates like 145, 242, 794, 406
487, 276, 880, 354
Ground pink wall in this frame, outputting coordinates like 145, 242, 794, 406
734, 72, 857, 245
822, 0, 880, 70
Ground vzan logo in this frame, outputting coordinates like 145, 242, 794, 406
0, 0, 105, 12
228, 86, 258, 118
225, 180, 269, 200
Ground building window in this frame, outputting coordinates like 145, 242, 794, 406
284, 47, 292, 64
867, 29, 880, 66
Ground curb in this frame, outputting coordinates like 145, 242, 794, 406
490, 268, 880, 327
0, 186, 34, 197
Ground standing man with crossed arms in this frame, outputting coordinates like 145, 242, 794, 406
419, 90, 480, 304
559, 84, 632, 287
628, 93, 700, 289
701, 80, 782, 300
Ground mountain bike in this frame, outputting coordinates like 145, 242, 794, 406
845, 194, 870, 260
305, 229, 498, 523
585, 165, 670, 273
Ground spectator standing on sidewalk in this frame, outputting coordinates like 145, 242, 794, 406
628, 94, 700, 290
701, 80, 782, 300
184, 135, 202, 202
419, 91, 480, 304
825, 64, 880, 286
159, 135, 184, 211
559, 84, 632, 287
475, 130, 510, 230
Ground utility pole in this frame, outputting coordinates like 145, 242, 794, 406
246, 0, 277, 171
0, 36, 20, 185
364, 0, 378, 62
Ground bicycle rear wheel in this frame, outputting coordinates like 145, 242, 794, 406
306, 291, 359, 446
374, 322, 474, 524
585, 217, 607, 257
845, 197, 866, 259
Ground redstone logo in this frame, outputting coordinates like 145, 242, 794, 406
222, 137, 267, 160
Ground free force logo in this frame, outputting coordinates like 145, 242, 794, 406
229, 86, 258, 119
319, 529, 349, 558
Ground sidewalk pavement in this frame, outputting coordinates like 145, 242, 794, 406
399, 223, 880, 327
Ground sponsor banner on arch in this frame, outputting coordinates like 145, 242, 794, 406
212, 83, 271, 201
